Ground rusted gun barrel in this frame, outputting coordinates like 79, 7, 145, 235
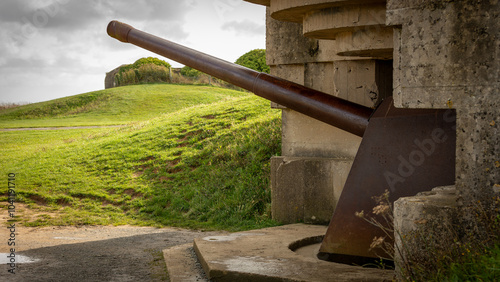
107, 20, 371, 137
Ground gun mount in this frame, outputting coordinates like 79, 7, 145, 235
107, 20, 456, 264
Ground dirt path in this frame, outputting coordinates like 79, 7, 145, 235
0, 223, 224, 281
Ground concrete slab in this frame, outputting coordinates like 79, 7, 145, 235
163, 243, 209, 282
194, 224, 394, 282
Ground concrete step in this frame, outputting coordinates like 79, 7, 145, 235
244, 0, 270, 6
163, 243, 209, 282
270, 0, 334, 23
302, 3, 388, 39
302, 3, 393, 58
256, 0, 393, 59
268, 0, 386, 23
192, 224, 394, 282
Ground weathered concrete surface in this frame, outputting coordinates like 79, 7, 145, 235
194, 224, 394, 281
281, 110, 362, 159
335, 28, 393, 58
163, 244, 210, 282
265, 2, 394, 159
303, 4, 393, 58
302, 3, 388, 39
104, 65, 124, 89
266, 8, 365, 66
333, 60, 393, 107
394, 186, 460, 239
271, 157, 352, 224
393, 186, 461, 280
387, 0, 500, 202
264, 1, 393, 58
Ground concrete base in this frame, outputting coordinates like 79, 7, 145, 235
271, 157, 352, 224
163, 243, 209, 282
178, 224, 394, 281
393, 186, 461, 280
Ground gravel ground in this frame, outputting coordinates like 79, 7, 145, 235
0, 225, 223, 281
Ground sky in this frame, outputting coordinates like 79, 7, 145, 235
0, 0, 266, 104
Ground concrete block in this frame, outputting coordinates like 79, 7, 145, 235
193, 224, 394, 281
394, 186, 460, 237
271, 156, 352, 224
304, 62, 335, 94
282, 109, 362, 159
393, 186, 461, 280
333, 60, 393, 107
387, 0, 499, 108
269, 64, 304, 84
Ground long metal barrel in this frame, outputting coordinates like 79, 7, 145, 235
107, 21, 372, 137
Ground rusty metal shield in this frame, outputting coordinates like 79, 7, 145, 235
318, 97, 456, 263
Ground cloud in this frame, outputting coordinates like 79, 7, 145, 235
0, 1, 29, 22
0, 0, 190, 28
0, 0, 191, 68
0, 0, 265, 103
221, 19, 265, 36
99, 0, 189, 22
0, 0, 191, 40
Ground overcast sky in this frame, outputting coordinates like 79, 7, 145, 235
0, 0, 266, 104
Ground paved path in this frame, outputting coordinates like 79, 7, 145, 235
0, 225, 223, 281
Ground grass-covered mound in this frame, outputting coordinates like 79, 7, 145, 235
0, 85, 281, 231
0, 84, 247, 128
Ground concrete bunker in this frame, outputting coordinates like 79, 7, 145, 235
109, 0, 499, 279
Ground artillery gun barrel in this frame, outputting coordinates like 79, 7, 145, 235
107, 20, 372, 137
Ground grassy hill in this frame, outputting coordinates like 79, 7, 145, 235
0, 84, 281, 231
0, 84, 247, 128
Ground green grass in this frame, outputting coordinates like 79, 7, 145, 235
0, 85, 281, 231
433, 243, 500, 281
0, 84, 247, 128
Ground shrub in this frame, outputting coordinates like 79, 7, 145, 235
137, 64, 169, 84
128, 57, 171, 70
115, 57, 171, 87
235, 49, 270, 73
118, 69, 139, 86
180, 66, 202, 78
0, 102, 28, 110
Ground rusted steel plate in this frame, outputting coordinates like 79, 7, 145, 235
318, 97, 456, 262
